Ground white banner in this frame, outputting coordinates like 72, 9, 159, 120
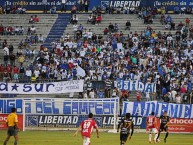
0, 80, 84, 94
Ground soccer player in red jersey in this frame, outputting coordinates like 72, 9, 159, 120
146, 112, 158, 144
74, 113, 99, 145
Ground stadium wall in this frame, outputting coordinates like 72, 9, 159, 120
0, 0, 192, 11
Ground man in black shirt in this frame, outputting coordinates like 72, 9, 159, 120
10, 53, 16, 66
108, 23, 114, 33
157, 111, 170, 143
117, 113, 134, 145
125, 21, 131, 30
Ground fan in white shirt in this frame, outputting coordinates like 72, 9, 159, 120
87, 30, 93, 39
34, 69, 40, 78
89, 89, 95, 99
25, 68, 32, 77
3, 46, 9, 55
73, 24, 78, 32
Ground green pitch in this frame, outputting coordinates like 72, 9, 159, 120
0, 131, 192, 145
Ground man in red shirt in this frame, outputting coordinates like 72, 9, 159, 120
13, 66, 19, 74
185, 18, 190, 27
146, 112, 158, 143
0, 24, 4, 35
33, 15, 40, 22
74, 113, 99, 145
0, 64, 5, 79
6, 64, 12, 79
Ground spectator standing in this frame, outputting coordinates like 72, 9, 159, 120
175, 94, 181, 104
3, 45, 9, 56
0, 6, 3, 14
78, 0, 84, 12
8, 43, 14, 54
9, 53, 16, 66
19, 64, 25, 80
185, 18, 190, 27
163, 92, 170, 103
89, 89, 95, 98
71, 5, 77, 14
83, 91, 88, 99
61, 0, 67, 12
180, 6, 186, 15
25, 68, 32, 82
42, 0, 47, 13
84, 0, 89, 12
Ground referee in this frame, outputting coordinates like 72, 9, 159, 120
3, 108, 19, 145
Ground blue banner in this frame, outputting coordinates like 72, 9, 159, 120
0, 0, 141, 11
122, 101, 193, 118
0, 98, 119, 115
115, 80, 156, 93
0, 0, 101, 11
26, 114, 146, 128
0, 0, 192, 11
149, 0, 193, 10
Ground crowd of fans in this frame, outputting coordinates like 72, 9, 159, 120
0, 15, 44, 83
0, 4, 193, 103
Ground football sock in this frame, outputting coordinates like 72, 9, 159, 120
165, 132, 169, 139
157, 132, 160, 140
154, 133, 158, 141
3, 140, 8, 145
14, 140, 18, 145
149, 134, 152, 142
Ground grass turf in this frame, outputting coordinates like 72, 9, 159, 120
0, 131, 193, 145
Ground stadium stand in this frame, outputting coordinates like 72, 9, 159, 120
0, 6, 193, 104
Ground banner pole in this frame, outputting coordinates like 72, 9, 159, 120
22, 99, 25, 132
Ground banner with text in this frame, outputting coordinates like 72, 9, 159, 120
25, 114, 193, 132
0, 0, 101, 11
26, 115, 146, 129
0, 98, 119, 115
0, 80, 84, 94
148, 0, 193, 10
0, 0, 192, 11
0, 0, 142, 11
167, 118, 193, 133
115, 80, 156, 93
0, 114, 23, 130
100, 0, 141, 9
122, 101, 193, 118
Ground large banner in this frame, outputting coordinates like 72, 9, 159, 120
149, 0, 193, 10
115, 80, 156, 93
0, 0, 192, 11
0, 0, 141, 11
25, 114, 193, 132
0, 0, 101, 11
26, 115, 146, 129
122, 101, 193, 118
0, 80, 84, 94
0, 98, 119, 115
0, 114, 23, 130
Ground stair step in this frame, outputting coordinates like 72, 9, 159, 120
43, 14, 71, 48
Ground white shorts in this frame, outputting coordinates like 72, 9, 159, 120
83, 136, 90, 145
148, 128, 158, 134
